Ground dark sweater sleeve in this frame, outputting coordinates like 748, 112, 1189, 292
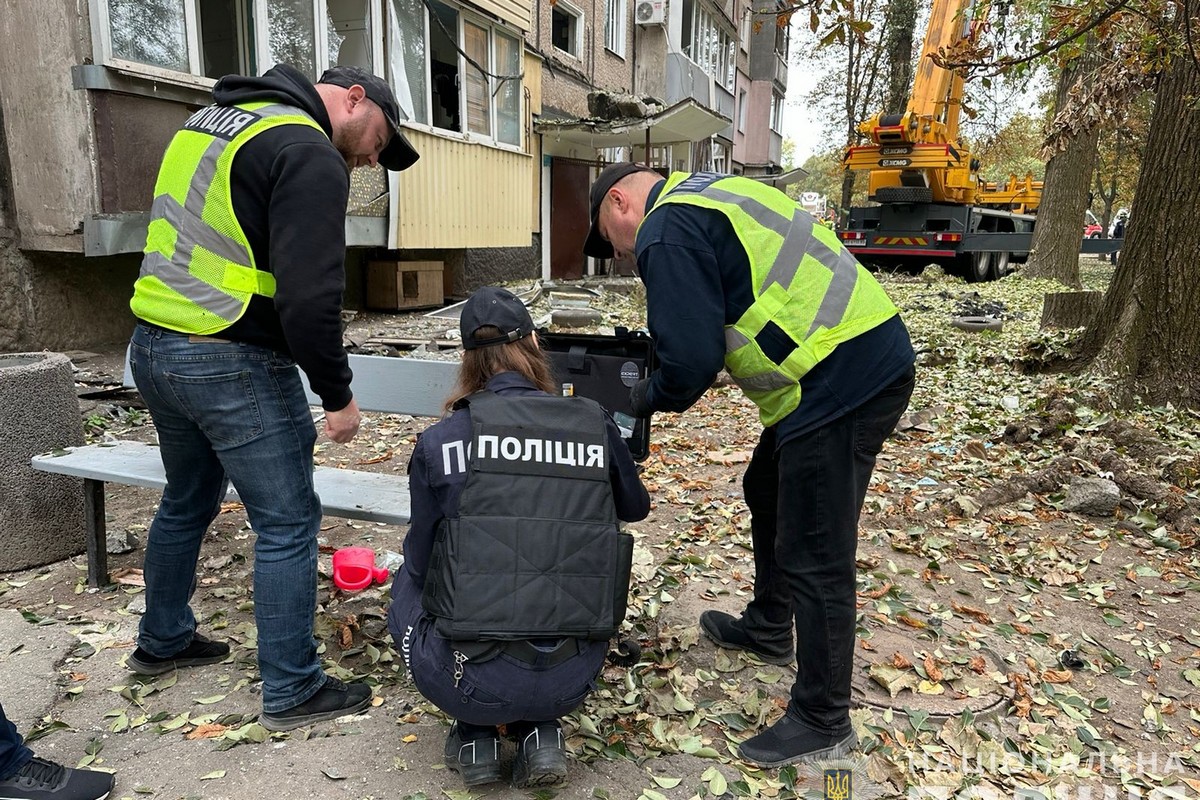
638, 240, 728, 413
268, 141, 353, 411
401, 437, 440, 588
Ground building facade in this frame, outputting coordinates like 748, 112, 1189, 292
0, 0, 543, 351
0, 0, 790, 351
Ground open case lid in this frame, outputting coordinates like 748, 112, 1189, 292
537, 328, 657, 461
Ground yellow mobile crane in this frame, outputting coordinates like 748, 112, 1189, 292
838, 0, 1046, 281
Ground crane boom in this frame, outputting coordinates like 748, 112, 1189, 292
842, 0, 1040, 212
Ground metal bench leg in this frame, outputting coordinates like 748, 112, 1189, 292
83, 478, 109, 587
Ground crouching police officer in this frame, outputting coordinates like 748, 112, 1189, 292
388, 287, 650, 789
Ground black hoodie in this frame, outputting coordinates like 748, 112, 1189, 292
200, 64, 353, 411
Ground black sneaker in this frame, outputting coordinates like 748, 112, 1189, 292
699, 611, 794, 665
128, 632, 230, 676
737, 713, 858, 767
0, 756, 114, 800
511, 723, 569, 789
259, 677, 372, 732
443, 723, 502, 787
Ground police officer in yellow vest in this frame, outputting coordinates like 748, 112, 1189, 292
127, 63, 417, 731
585, 164, 916, 767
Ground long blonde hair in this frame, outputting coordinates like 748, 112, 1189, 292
443, 326, 558, 413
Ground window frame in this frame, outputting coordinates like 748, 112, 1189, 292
89, 0, 384, 85
422, 2, 524, 151
604, 0, 627, 58
550, 0, 584, 59
770, 91, 784, 133
682, 0, 735, 92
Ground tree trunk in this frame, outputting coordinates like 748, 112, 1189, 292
1041, 291, 1104, 329
1078, 52, 1200, 408
1022, 56, 1100, 287
882, 0, 917, 114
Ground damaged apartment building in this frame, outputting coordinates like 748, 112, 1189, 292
0, 0, 792, 350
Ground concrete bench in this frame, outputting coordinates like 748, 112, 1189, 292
31, 352, 459, 587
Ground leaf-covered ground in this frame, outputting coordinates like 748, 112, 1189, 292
2, 264, 1198, 799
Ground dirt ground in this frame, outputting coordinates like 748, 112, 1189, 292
3, 274, 1199, 800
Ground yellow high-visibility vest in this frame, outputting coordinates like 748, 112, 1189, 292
646, 172, 899, 426
130, 101, 325, 333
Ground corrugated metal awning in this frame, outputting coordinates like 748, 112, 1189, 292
534, 99, 730, 148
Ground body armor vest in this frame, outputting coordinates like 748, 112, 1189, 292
422, 391, 634, 642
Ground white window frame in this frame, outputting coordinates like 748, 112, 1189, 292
683, 0, 735, 92
737, 88, 747, 132
89, 0, 384, 85
421, 3, 523, 151
605, 0, 627, 58
770, 91, 784, 132
551, 0, 585, 59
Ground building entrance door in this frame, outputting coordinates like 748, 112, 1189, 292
549, 158, 590, 280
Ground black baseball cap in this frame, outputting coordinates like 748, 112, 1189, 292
460, 287, 534, 350
583, 162, 659, 259
318, 66, 419, 172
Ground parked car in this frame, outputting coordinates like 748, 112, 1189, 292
1084, 222, 1103, 238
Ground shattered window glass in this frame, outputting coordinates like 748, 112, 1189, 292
266, 0, 318, 79
108, 0, 190, 72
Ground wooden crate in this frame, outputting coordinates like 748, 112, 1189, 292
366, 260, 444, 311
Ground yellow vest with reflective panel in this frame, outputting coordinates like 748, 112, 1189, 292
646, 172, 899, 427
130, 102, 325, 334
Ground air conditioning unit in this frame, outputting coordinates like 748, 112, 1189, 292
635, 0, 665, 26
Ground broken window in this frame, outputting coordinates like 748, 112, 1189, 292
106, 0, 191, 72
428, 0, 461, 132
263, 0, 318, 79
552, 3, 581, 57
494, 31, 521, 146
96, 0, 359, 81
197, 0, 247, 78
327, 0, 374, 70
388, 0, 428, 124
463, 20, 491, 136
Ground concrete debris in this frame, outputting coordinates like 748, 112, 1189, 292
1061, 476, 1121, 516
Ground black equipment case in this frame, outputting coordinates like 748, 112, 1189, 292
538, 328, 657, 461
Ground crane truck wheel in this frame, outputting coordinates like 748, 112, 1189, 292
968, 251, 993, 283
994, 250, 1011, 277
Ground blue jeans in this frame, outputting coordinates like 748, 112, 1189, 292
129, 324, 326, 713
0, 702, 32, 780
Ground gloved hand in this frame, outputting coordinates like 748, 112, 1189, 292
629, 378, 653, 419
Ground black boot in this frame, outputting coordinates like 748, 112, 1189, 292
511, 722, 568, 789
738, 712, 858, 767
700, 611, 794, 665
443, 722, 502, 787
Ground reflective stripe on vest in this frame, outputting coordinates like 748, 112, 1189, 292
130, 102, 325, 334
647, 172, 899, 426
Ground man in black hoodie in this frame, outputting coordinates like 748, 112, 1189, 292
126, 63, 418, 731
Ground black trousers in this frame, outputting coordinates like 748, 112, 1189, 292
741, 367, 915, 735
